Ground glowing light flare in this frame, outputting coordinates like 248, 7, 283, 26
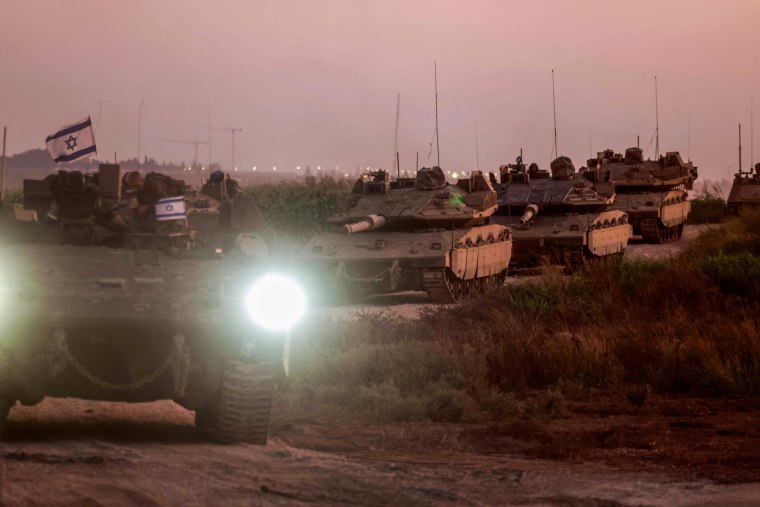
246, 274, 306, 331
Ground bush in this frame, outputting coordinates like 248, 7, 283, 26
688, 187, 727, 224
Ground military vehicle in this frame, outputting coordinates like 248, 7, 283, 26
0, 165, 300, 444
298, 167, 512, 303
582, 148, 698, 243
491, 156, 632, 270
727, 163, 760, 214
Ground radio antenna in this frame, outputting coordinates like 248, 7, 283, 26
588, 122, 592, 158
551, 69, 558, 159
654, 75, 660, 159
434, 61, 440, 167
393, 93, 400, 179
739, 123, 743, 173
752, 94, 755, 169
475, 121, 480, 171
687, 113, 691, 162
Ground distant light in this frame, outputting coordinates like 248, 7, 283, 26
317, 166, 321, 171
273, 166, 277, 171
344, 173, 349, 177
252, 166, 257, 171
234, 166, 239, 171
452, 172, 459, 178
296, 165, 301, 170
201, 166, 206, 171
335, 166, 339, 170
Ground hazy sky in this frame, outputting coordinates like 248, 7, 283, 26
1, 0, 759, 179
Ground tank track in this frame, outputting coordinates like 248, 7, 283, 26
198, 360, 276, 444
421, 269, 457, 303
640, 220, 684, 244
422, 268, 507, 303
0, 351, 12, 438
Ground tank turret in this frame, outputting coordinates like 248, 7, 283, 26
492, 156, 631, 270
299, 167, 512, 303
585, 148, 697, 243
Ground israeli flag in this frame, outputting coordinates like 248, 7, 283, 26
45, 116, 97, 163
155, 196, 187, 221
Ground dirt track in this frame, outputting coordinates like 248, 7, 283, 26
4, 224, 757, 506
3, 399, 760, 506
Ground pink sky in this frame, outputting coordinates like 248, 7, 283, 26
1, 0, 759, 179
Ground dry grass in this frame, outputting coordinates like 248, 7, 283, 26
281, 210, 760, 425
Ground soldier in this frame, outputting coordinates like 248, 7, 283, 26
123, 170, 186, 219
201, 170, 242, 201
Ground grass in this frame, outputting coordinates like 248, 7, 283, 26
281, 209, 760, 425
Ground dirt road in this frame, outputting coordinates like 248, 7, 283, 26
3, 398, 760, 506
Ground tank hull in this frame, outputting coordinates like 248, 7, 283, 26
298, 224, 512, 303
727, 177, 760, 214
491, 212, 631, 270
607, 190, 690, 243
0, 244, 282, 443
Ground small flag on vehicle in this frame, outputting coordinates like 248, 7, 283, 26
155, 196, 187, 221
45, 116, 97, 163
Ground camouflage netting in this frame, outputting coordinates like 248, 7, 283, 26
415, 166, 447, 190
625, 147, 644, 163
550, 156, 576, 180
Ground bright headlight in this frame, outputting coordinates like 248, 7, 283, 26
246, 273, 306, 331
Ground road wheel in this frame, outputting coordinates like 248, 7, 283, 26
0, 351, 13, 439
196, 360, 276, 445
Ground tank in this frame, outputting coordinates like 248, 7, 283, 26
491, 156, 632, 270
727, 163, 760, 214
0, 164, 296, 444
583, 148, 698, 243
297, 167, 512, 303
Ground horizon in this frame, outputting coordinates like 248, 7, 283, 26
1, 1, 759, 180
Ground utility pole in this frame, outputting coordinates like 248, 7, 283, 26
211, 126, 242, 170
162, 139, 209, 167
137, 100, 145, 164
1, 126, 7, 202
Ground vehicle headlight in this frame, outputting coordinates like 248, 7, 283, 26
246, 273, 306, 331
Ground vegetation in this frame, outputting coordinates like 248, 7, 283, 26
281, 209, 760, 424
245, 176, 351, 240
688, 186, 727, 224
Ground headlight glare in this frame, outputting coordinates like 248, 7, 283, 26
246, 273, 306, 331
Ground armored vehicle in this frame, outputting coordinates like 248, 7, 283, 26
727, 163, 760, 214
298, 167, 512, 303
583, 148, 698, 243
0, 165, 301, 444
491, 156, 632, 270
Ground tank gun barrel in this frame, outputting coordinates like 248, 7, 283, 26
519, 204, 540, 225
342, 214, 387, 235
